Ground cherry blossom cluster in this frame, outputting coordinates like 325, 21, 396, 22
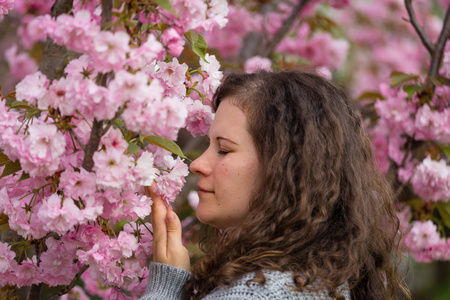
0, 0, 224, 298
369, 21, 450, 262
203, 0, 350, 76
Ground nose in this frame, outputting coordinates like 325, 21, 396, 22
190, 149, 211, 177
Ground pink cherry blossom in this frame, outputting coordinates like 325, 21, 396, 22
186, 99, 214, 137
14, 0, 52, 15
161, 28, 185, 57
127, 34, 164, 70
154, 156, 189, 205
133, 151, 158, 187
60, 286, 90, 300
108, 70, 151, 106
15, 71, 49, 105
405, 220, 444, 252
157, 58, 188, 90
414, 105, 448, 141
5, 44, 38, 79
93, 149, 132, 190
197, 0, 229, 32
92, 30, 130, 72
374, 83, 416, 135
0, 241, 17, 273
38, 77, 74, 115
200, 54, 223, 95
244, 56, 272, 73
14, 257, 41, 287
64, 54, 98, 79
0, 0, 14, 15
162, 0, 207, 32
51, 10, 100, 53
20, 123, 67, 177
187, 190, 199, 209
60, 167, 97, 199
37, 194, 83, 235
100, 128, 129, 154
411, 156, 450, 202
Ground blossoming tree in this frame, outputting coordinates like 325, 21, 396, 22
0, 0, 222, 299
1, 0, 450, 299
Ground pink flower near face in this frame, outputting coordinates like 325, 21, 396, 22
154, 156, 189, 205
186, 99, 214, 137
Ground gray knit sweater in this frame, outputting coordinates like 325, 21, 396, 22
140, 262, 351, 299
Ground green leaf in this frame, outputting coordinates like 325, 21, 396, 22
115, 118, 125, 127
142, 135, 188, 159
403, 84, 424, 97
0, 160, 22, 179
18, 172, 30, 182
127, 142, 140, 154
390, 71, 418, 87
436, 202, 450, 228
0, 153, 11, 166
185, 31, 208, 62
357, 91, 384, 101
154, 0, 176, 15
442, 146, 450, 159
10, 101, 34, 110
437, 76, 450, 86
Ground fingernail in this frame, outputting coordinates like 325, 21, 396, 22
167, 212, 175, 222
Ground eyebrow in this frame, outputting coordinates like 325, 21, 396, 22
216, 136, 238, 145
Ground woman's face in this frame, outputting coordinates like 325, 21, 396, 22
190, 99, 260, 230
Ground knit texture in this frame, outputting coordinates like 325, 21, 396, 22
140, 262, 351, 300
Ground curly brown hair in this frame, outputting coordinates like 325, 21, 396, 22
186, 70, 407, 299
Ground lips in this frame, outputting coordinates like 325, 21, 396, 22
197, 185, 213, 193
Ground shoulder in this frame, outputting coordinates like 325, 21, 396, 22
202, 270, 351, 300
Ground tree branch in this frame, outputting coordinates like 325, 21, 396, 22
404, 0, 435, 55
68, 127, 86, 152
45, 265, 89, 300
38, 0, 78, 80
428, 6, 450, 82
81, 0, 113, 172
260, 0, 310, 57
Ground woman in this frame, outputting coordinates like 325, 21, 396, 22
141, 70, 406, 299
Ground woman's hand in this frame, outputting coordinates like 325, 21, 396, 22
146, 184, 191, 271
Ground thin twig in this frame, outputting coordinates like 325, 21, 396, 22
404, 0, 435, 55
68, 127, 86, 152
260, 0, 310, 57
45, 265, 89, 300
428, 6, 450, 82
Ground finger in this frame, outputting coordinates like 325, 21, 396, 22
148, 183, 168, 259
165, 209, 184, 253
